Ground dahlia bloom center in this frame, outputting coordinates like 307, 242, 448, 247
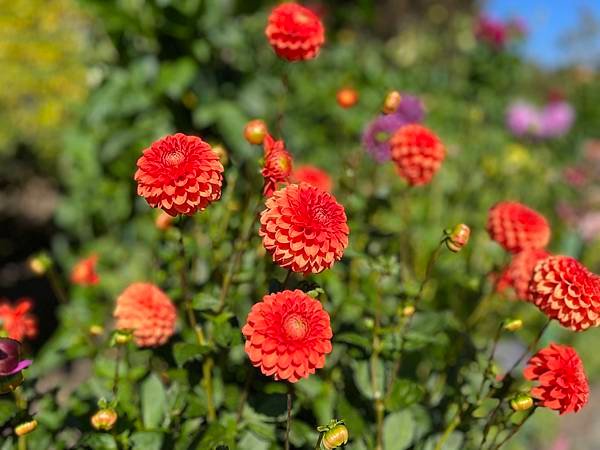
283, 314, 309, 340
294, 11, 311, 25
162, 148, 186, 166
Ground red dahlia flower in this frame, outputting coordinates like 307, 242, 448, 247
0, 299, 37, 341
524, 343, 589, 414
390, 124, 446, 186
135, 133, 224, 216
262, 134, 293, 197
242, 289, 332, 383
265, 2, 325, 61
528, 256, 600, 331
497, 249, 550, 300
487, 201, 551, 253
259, 183, 349, 274
70, 254, 100, 286
113, 283, 177, 347
291, 165, 332, 192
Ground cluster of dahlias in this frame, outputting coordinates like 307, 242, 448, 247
487, 201, 593, 414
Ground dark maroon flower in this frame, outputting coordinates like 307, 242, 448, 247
0, 338, 32, 377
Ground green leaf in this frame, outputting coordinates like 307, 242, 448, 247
80, 433, 118, 450
0, 400, 17, 427
172, 342, 211, 367
141, 374, 167, 429
472, 398, 500, 418
385, 379, 425, 411
352, 360, 383, 399
237, 432, 270, 450
131, 431, 164, 450
335, 332, 371, 350
383, 411, 414, 450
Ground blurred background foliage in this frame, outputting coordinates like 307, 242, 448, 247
1, 0, 600, 449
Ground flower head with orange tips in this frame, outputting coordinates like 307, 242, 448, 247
390, 124, 446, 186
524, 343, 589, 414
265, 2, 325, 61
259, 183, 349, 274
242, 289, 332, 382
135, 133, 224, 216
113, 283, 177, 347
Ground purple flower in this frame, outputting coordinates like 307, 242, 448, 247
362, 94, 424, 163
539, 101, 575, 138
0, 338, 32, 377
506, 99, 574, 139
506, 101, 541, 137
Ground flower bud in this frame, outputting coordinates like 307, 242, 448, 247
89, 325, 104, 336
155, 211, 174, 231
510, 393, 533, 411
503, 319, 523, 332
244, 119, 268, 145
382, 90, 402, 114
14, 420, 37, 437
402, 305, 415, 317
336, 88, 359, 109
91, 408, 118, 431
27, 253, 52, 276
445, 224, 470, 253
212, 144, 228, 166
322, 423, 349, 449
113, 330, 132, 346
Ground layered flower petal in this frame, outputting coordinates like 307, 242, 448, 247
135, 133, 224, 216
70, 254, 100, 286
528, 256, 600, 331
390, 124, 446, 186
497, 249, 550, 300
113, 283, 177, 347
524, 343, 589, 414
291, 165, 332, 192
262, 134, 293, 197
242, 290, 332, 383
487, 201, 551, 253
265, 3, 325, 61
259, 183, 349, 274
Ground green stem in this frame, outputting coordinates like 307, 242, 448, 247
314, 432, 324, 450
490, 408, 536, 450
112, 346, 122, 398
476, 324, 503, 402
285, 385, 293, 450
47, 266, 68, 304
217, 196, 261, 312
386, 241, 444, 396
18, 436, 26, 450
434, 414, 461, 450
370, 273, 384, 450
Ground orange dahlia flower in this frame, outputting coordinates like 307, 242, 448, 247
487, 201, 551, 253
113, 283, 177, 347
70, 254, 100, 286
265, 2, 325, 61
390, 124, 446, 186
259, 183, 349, 274
524, 343, 589, 414
528, 256, 600, 331
0, 299, 37, 341
242, 289, 332, 383
135, 133, 224, 216
497, 249, 550, 300
291, 165, 332, 192
262, 134, 293, 197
